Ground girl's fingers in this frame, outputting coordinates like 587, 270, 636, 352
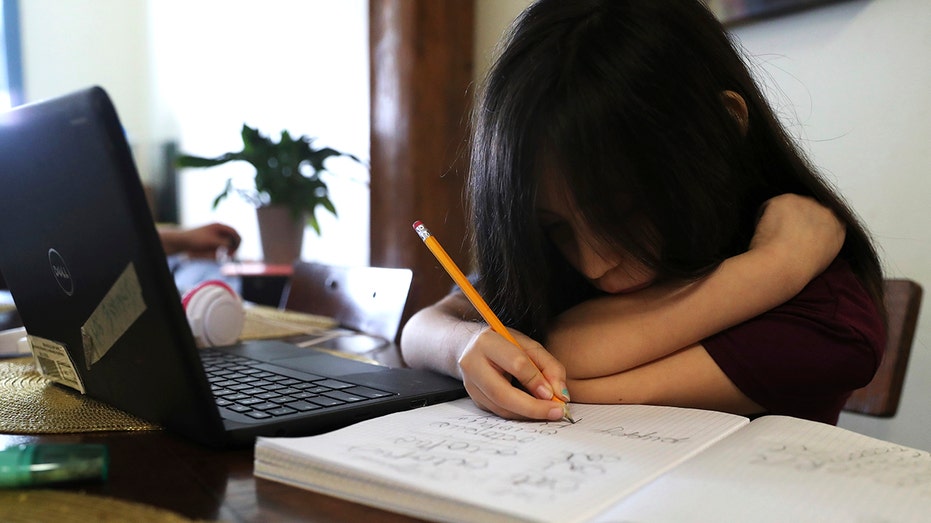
459, 329, 568, 421
516, 336, 570, 402
467, 376, 567, 421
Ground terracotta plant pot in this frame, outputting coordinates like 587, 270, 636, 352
256, 205, 306, 264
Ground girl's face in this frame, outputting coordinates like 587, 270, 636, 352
536, 171, 656, 295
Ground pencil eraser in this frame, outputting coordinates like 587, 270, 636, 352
412, 220, 423, 230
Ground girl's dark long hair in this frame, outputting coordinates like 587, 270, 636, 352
468, 0, 884, 338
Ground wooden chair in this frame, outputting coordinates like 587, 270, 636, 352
843, 278, 923, 417
279, 261, 413, 344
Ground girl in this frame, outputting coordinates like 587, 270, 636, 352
400, 0, 884, 425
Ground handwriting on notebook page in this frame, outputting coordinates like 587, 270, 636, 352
347, 413, 615, 495
750, 439, 931, 490
255, 399, 751, 522
341, 407, 716, 500
256, 401, 931, 522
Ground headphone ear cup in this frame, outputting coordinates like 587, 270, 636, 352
182, 280, 244, 348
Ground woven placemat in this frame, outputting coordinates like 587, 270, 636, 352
239, 305, 338, 340
0, 357, 159, 434
0, 490, 211, 522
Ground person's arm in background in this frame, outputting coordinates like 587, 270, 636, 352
158, 222, 241, 258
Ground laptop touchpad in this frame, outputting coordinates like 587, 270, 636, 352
316, 334, 388, 353
268, 351, 383, 378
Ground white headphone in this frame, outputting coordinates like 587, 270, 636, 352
182, 280, 244, 348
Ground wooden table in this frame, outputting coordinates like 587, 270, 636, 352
221, 261, 294, 307
0, 334, 428, 522
0, 429, 427, 522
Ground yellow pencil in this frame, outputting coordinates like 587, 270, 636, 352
412, 220, 574, 423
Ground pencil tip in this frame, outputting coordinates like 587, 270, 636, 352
564, 405, 576, 424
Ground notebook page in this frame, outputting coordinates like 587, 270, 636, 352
255, 398, 748, 523
600, 415, 931, 522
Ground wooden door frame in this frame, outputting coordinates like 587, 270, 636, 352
369, 0, 474, 341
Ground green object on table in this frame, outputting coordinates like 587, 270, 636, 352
0, 443, 108, 488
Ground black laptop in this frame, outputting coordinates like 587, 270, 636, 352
0, 86, 465, 447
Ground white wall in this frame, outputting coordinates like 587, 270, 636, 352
19, 0, 153, 172
733, 0, 931, 451
475, 0, 931, 450
19, 0, 370, 266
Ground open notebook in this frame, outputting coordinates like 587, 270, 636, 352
255, 398, 931, 522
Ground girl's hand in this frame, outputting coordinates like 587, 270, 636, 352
750, 193, 845, 280
458, 327, 569, 421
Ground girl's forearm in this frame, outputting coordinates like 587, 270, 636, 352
548, 194, 845, 379
399, 293, 483, 378
547, 244, 823, 378
565, 344, 764, 414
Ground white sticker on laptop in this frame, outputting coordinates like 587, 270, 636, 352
28, 335, 86, 394
80, 262, 147, 369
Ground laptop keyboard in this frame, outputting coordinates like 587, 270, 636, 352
200, 349, 396, 420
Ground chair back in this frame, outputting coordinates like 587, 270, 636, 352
280, 262, 413, 342
843, 278, 923, 417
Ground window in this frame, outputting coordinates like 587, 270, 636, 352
1, 0, 23, 108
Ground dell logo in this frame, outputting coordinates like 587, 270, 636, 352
48, 248, 74, 296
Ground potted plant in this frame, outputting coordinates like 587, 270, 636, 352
175, 124, 362, 264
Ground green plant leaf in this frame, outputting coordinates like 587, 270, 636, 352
211, 178, 234, 209
175, 152, 242, 168
320, 195, 337, 217
306, 212, 321, 235
174, 123, 365, 235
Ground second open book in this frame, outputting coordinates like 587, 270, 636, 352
255, 398, 931, 522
